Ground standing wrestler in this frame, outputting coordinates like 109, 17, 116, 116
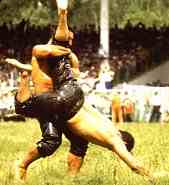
5, 0, 157, 182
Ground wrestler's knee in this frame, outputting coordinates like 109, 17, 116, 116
37, 138, 62, 157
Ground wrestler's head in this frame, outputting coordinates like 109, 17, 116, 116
119, 130, 135, 152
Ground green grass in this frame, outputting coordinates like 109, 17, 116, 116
0, 120, 169, 185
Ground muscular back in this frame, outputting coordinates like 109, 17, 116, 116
31, 44, 80, 95
31, 56, 54, 95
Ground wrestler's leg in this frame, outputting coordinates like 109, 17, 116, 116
17, 147, 40, 181
16, 71, 31, 103
67, 153, 84, 175
63, 125, 88, 175
68, 103, 153, 179
17, 119, 62, 181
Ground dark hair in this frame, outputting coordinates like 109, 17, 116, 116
119, 130, 135, 152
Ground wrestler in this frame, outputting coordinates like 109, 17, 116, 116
5, 9, 89, 180
6, 9, 134, 181
6, 58, 135, 180
5, 2, 155, 182
8, 61, 88, 180
6, 47, 134, 181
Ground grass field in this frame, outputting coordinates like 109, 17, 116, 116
0, 119, 169, 185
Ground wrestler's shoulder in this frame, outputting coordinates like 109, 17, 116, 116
32, 44, 71, 57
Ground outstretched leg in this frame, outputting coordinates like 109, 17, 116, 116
16, 119, 63, 181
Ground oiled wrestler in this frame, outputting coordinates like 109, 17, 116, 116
6, 42, 151, 181
5, 6, 155, 182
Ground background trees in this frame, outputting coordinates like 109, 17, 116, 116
0, 0, 169, 28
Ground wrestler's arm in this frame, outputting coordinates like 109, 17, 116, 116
5, 58, 32, 71
32, 44, 71, 58
68, 52, 80, 79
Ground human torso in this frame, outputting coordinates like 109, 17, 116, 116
31, 55, 73, 95
31, 56, 54, 95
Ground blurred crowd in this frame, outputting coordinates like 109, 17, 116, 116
0, 20, 169, 83
77, 21, 169, 85
86, 86, 169, 125
0, 20, 169, 122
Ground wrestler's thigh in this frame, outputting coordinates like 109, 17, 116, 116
68, 103, 122, 149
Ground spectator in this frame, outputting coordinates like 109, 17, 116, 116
149, 91, 161, 122
111, 90, 123, 128
121, 91, 134, 122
